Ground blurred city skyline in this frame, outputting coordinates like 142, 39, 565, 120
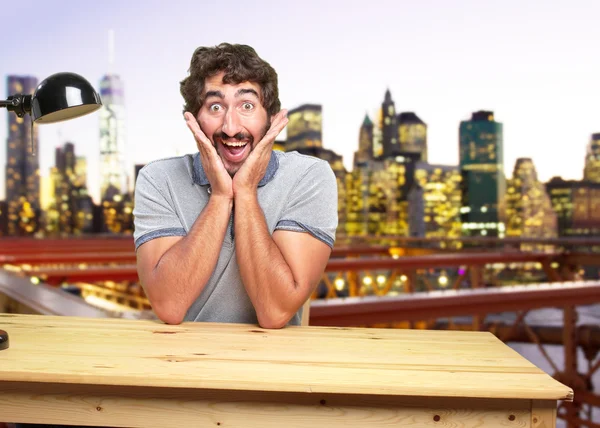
2, 0, 600, 203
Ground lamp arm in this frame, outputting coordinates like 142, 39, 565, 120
1, 95, 36, 155
0, 94, 32, 117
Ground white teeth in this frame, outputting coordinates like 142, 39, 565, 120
223, 141, 247, 147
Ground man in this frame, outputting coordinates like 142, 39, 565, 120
133, 43, 338, 328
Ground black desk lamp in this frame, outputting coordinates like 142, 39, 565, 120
0, 72, 102, 350
0, 71, 102, 154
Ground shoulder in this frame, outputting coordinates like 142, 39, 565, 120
136, 154, 194, 184
273, 150, 334, 180
139, 154, 194, 178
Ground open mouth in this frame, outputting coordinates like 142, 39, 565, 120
219, 139, 250, 163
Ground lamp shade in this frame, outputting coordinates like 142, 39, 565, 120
31, 72, 102, 124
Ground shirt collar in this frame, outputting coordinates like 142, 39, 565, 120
192, 151, 279, 187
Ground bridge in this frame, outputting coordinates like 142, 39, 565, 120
1, 235, 600, 427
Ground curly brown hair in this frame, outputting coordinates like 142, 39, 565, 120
180, 43, 281, 118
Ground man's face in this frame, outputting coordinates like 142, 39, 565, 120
197, 71, 270, 176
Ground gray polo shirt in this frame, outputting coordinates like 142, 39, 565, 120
133, 150, 338, 325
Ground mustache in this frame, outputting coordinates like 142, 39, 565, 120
213, 131, 253, 143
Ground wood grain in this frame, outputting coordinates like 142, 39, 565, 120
0, 381, 533, 428
0, 314, 573, 401
531, 399, 556, 428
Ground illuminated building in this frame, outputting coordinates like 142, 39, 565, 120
0, 201, 8, 236
44, 167, 61, 234
372, 114, 383, 159
398, 112, 427, 162
354, 114, 374, 167
583, 133, 600, 183
99, 73, 127, 200
75, 192, 95, 233
102, 193, 134, 235
345, 165, 370, 236
53, 143, 78, 234
365, 161, 387, 235
286, 104, 322, 151
459, 110, 506, 237
408, 162, 462, 246
47, 143, 80, 234
347, 115, 375, 237
348, 109, 423, 237
40, 175, 54, 211
74, 157, 87, 188
546, 177, 600, 237
40, 143, 96, 236
5, 75, 40, 236
367, 154, 419, 236
505, 158, 557, 243
380, 89, 400, 159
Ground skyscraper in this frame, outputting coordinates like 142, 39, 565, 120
546, 177, 600, 237
0, 201, 8, 236
367, 154, 420, 236
409, 162, 462, 245
505, 158, 557, 246
5, 75, 40, 235
398, 112, 427, 162
583, 133, 600, 183
459, 111, 506, 237
74, 156, 87, 188
345, 167, 370, 236
53, 142, 78, 233
380, 89, 399, 159
285, 104, 322, 152
354, 113, 373, 167
99, 73, 126, 200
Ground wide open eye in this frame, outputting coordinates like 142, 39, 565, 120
242, 102, 254, 111
209, 104, 222, 112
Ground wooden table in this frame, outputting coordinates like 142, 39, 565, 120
0, 313, 572, 427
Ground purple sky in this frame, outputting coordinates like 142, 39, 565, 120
2, 0, 599, 203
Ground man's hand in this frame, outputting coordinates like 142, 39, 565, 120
184, 112, 233, 200
233, 109, 288, 197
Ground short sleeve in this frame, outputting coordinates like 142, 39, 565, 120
275, 160, 338, 248
133, 167, 186, 251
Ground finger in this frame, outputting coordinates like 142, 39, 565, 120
269, 109, 288, 131
184, 112, 221, 163
253, 119, 288, 156
184, 112, 212, 149
264, 114, 289, 143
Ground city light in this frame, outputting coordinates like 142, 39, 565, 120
1, 78, 595, 243
438, 274, 448, 287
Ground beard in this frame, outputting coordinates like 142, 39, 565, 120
211, 121, 270, 176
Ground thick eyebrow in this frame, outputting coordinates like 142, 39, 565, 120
236, 88, 259, 99
204, 90, 224, 99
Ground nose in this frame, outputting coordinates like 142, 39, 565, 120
222, 108, 243, 138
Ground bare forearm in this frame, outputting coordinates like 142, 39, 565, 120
146, 196, 232, 323
234, 193, 299, 328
